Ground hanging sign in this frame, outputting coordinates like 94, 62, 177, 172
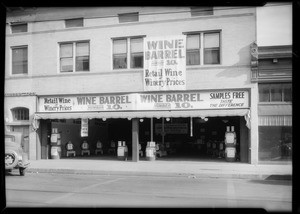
143, 35, 186, 91
81, 118, 88, 137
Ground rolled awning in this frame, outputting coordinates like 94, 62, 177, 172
34, 109, 250, 120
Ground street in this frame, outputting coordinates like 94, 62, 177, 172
4, 171, 292, 211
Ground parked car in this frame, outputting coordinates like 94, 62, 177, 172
5, 132, 30, 176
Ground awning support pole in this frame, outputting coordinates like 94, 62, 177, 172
132, 118, 139, 162
150, 118, 153, 142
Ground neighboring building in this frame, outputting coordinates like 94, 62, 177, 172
4, 5, 291, 165
251, 2, 292, 163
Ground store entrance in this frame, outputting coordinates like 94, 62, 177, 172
140, 116, 245, 162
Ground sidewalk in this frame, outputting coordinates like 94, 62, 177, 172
26, 157, 293, 180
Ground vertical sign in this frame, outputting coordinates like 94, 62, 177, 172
81, 118, 88, 137
144, 35, 186, 91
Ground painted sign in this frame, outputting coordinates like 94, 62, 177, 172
38, 94, 134, 112
38, 90, 249, 113
144, 35, 186, 91
81, 118, 88, 137
136, 91, 249, 110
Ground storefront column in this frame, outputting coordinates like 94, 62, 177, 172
132, 118, 139, 162
250, 85, 259, 165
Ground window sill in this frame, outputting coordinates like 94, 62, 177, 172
258, 102, 292, 105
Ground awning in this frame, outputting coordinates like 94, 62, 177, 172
258, 104, 292, 116
34, 109, 250, 120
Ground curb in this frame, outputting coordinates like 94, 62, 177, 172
26, 167, 285, 180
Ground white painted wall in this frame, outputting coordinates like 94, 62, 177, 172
256, 3, 292, 46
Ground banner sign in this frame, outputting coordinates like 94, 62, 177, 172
38, 94, 134, 112
81, 118, 88, 137
136, 91, 249, 110
144, 35, 186, 91
38, 90, 249, 113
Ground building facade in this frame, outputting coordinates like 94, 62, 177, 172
4, 6, 292, 164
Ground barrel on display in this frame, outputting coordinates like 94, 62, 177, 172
117, 141, 128, 160
51, 146, 61, 159
225, 147, 236, 162
146, 141, 156, 161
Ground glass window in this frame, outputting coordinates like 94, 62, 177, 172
259, 126, 292, 161
191, 7, 213, 16
204, 33, 220, 64
186, 32, 220, 66
270, 84, 282, 102
12, 47, 28, 74
65, 18, 83, 28
118, 13, 139, 23
187, 35, 200, 65
60, 41, 89, 72
11, 24, 27, 33
12, 108, 29, 121
259, 84, 270, 102
283, 83, 292, 102
60, 43, 73, 72
113, 37, 144, 69
113, 39, 127, 69
130, 38, 143, 68
76, 42, 89, 71
259, 83, 292, 103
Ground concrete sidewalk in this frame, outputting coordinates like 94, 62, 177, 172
26, 157, 293, 180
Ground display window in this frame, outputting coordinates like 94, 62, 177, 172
258, 126, 292, 161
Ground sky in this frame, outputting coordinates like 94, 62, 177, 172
256, 2, 292, 46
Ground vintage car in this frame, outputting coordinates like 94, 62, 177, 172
5, 132, 30, 176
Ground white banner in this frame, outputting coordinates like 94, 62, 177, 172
144, 35, 186, 91
38, 90, 249, 113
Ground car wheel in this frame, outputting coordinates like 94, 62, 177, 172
5, 150, 19, 169
19, 168, 25, 176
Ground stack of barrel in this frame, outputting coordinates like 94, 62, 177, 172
117, 141, 128, 161
224, 126, 236, 162
145, 141, 156, 161
50, 128, 61, 159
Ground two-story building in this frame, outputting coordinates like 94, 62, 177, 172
4, 5, 292, 165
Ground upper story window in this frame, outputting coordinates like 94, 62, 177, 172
65, 18, 84, 28
118, 12, 139, 23
190, 7, 213, 16
12, 46, 28, 74
186, 32, 220, 65
60, 41, 89, 72
11, 23, 28, 33
11, 107, 29, 121
113, 37, 143, 69
259, 83, 292, 103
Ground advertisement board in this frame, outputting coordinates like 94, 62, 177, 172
38, 90, 249, 113
144, 35, 186, 91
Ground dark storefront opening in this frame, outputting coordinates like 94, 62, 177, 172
139, 116, 243, 161
41, 116, 248, 162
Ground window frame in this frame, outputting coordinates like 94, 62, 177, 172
11, 23, 28, 33
118, 12, 139, 23
185, 31, 221, 66
65, 18, 84, 28
11, 45, 28, 75
11, 107, 29, 121
258, 83, 292, 104
59, 40, 90, 73
112, 36, 145, 70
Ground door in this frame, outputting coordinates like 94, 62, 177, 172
11, 125, 30, 156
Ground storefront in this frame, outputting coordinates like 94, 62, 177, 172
33, 89, 251, 162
